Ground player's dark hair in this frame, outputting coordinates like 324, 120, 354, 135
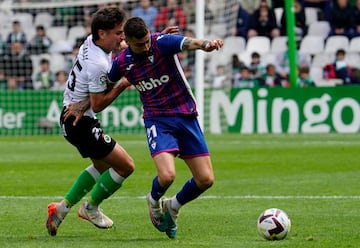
124, 17, 149, 39
91, 7, 126, 41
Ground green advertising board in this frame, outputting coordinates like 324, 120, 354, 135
0, 87, 359, 135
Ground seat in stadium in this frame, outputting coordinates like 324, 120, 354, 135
299, 35, 324, 55
312, 52, 335, 67
209, 23, 228, 38
47, 26, 68, 43
348, 36, 360, 53
305, 7, 319, 26
324, 35, 349, 53
222, 36, 246, 57
345, 52, 360, 69
11, 12, 33, 29
34, 12, 54, 28
67, 25, 87, 46
274, 7, 283, 27
271, 36, 287, 53
307, 21, 330, 39
245, 36, 271, 55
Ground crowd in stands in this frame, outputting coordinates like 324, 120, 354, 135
0, 0, 360, 90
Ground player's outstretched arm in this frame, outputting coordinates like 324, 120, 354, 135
182, 37, 223, 52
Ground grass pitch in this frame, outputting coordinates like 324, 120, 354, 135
0, 133, 359, 248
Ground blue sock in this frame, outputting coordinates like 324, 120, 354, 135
150, 176, 168, 201
176, 178, 205, 205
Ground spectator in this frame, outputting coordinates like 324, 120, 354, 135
261, 63, 282, 87
6, 20, 27, 48
280, 0, 307, 38
132, 0, 159, 32
248, 52, 266, 78
154, 0, 187, 32
323, 48, 353, 84
274, 40, 311, 81
247, 0, 280, 39
0, 35, 6, 56
0, 68, 7, 90
212, 64, 228, 88
33, 58, 55, 90
231, 54, 246, 80
328, 0, 355, 39
297, 65, 315, 87
0, 41, 33, 89
51, 70, 68, 91
230, 2, 251, 38
27, 25, 53, 55
352, 0, 360, 37
233, 66, 261, 88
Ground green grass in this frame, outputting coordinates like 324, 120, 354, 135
0, 133, 359, 248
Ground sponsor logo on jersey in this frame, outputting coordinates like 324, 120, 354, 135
135, 75, 170, 92
103, 134, 111, 143
99, 74, 108, 85
156, 35, 164, 41
126, 64, 134, 70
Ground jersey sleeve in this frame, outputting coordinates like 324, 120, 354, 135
107, 57, 123, 83
88, 62, 108, 94
155, 33, 185, 55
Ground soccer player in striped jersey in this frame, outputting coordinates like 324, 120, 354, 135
107, 17, 223, 238
46, 7, 135, 236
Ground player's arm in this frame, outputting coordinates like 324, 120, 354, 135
64, 78, 130, 126
182, 37, 223, 52
90, 77, 130, 113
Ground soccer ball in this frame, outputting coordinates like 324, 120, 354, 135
257, 208, 291, 240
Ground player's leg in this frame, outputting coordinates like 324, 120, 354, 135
46, 114, 102, 236
161, 116, 214, 238
147, 152, 176, 232
78, 143, 135, 229
163, 156, 214, 238
144, 117, 179, 233
46, 164, 100, 236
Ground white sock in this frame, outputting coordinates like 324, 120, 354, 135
170, 196, 182, 211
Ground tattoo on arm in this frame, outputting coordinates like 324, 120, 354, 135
201, 40, 210, 50
182, 38, 192, 50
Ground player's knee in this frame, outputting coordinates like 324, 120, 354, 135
124, 157, 135, 176
197, 174, 214, 190
159, 171, 176, 187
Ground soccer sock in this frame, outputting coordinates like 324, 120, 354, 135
64, 164, 100, 207
150, 176, 169, 201
175, 178, 205, 207
88, 168, 124, 206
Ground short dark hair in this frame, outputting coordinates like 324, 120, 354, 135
91, 7, 126, 41
124, 17, 149, 39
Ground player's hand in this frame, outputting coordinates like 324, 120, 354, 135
63, 100, 89, 126
162, 26, 180, 34
203, 39, 224, 52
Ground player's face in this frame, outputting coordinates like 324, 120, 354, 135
127, 32, 151, 56
101, 23, 125, 52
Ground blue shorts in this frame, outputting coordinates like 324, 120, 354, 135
144, 116, 210, 158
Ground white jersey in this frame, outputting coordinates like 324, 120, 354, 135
63, 35, 112, 118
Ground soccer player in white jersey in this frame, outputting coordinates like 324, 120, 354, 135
45, 7, 135, 236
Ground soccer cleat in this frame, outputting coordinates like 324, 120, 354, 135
162, 198, 178, 239
46, 202, 68, 236
146, 193, 168, 232
77, 202, 113, 229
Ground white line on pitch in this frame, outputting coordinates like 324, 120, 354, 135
0, 195, 359, 200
